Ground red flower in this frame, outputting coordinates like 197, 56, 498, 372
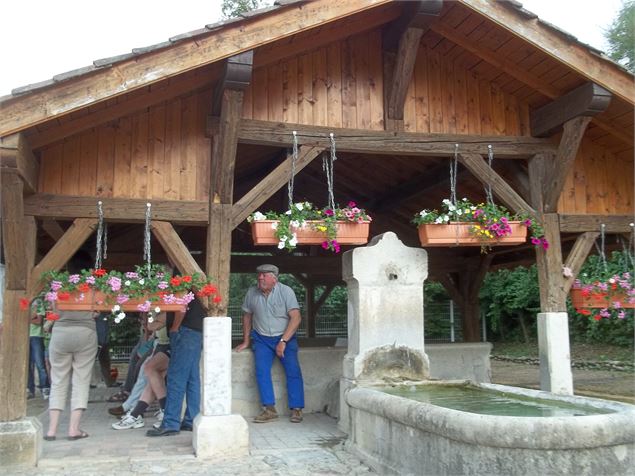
593, 315, 602, 321
20, 298, 29, 310
93, 268, 107, 277
46, 312, 60, 321
212, 295, 222, 303
170, 277, 182, 286
78, 283, 90, 293
57, 291, 71, 301
578, 309, 591, 316
198, 284, 218, 297
182, 276, 192, 283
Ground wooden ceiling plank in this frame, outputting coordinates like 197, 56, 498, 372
458, 0, 635, 105
0, 0, 393, 137
237, 119, 556, 157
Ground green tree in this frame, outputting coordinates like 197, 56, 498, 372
221, 0, 265, 19
605, 0, 635, 72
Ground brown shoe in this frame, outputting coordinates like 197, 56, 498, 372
253, 406, 278, 423
290, 408, 303, 423
108, 405, 125, 416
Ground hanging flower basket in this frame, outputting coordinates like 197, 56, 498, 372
54, 290, 189, 312
418, 221, 527, 247
570, 273, 635, 311
251, 220, 370, 246
248, 201, 372, 253
413, 198, 546, 250
40, 264, 221, 323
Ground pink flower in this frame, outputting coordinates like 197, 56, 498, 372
347, 201, 356, 208
321, 241, 329, 250
68, 274, 81, 284
45, 291, 58, 302
107, 276, 122, 292
50, 281, 63, 291
116, 294, 130, 304
324, 209, 334, 216
531, 237, 541, 246
541, 238, 549, 250
157, 281, 169, 290
85, 276, 96, 284
137, 301, 151, 312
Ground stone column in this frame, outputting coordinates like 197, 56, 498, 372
193, 317, 249, 458
537, 312, 574, 395
339, 232, 429, 432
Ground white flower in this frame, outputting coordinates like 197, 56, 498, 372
117, 312, 126, 319
290, 220, 300, 228
148, 316, 154, 323
562, 266, 573, 278
456, 209, 463, 216
285, 210, 292, 215
271, 222, 278, 230
114, 317, 121, 324
435, 217, 444, 224
154, 306, 161, 314
289, 234, 298, 247
112, 304, 121, 312
277, 241, 286, 249
295, 202, 304, 211
419, 210, 429, 216
251, 211, 266, 221
139, 278, 145, 285
124, 280, 131, 286
442, 199, 451, 205
443, 215, 450, 222
448, 204, 456, 211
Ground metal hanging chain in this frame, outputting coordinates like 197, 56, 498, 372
143, 203, 152, 276
593, 223, 608, 275
287, 131, 299, 209
484, 145, 495, 206
322, 132, 337, 211
620, 223, 635, 270
94, 201, 108, 269
450, 144, 459, 207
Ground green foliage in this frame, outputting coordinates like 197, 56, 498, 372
221, 0, 264, 19
605, 0, 635, 72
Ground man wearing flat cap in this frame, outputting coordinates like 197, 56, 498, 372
235, 264, 305, 423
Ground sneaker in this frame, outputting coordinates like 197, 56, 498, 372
253, 406, 278, 423
42, 388, 50, 400
152, 409, 164, 430
112, 413, 144, 430
290, 408, 303, 423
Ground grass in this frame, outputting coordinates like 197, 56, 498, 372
491, 341, 634, 362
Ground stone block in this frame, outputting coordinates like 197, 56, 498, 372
193, 414, 249, 459
0, 417, 42, 467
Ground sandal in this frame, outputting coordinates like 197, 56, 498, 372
67, 431, 89, 440
107, 391, 129, 403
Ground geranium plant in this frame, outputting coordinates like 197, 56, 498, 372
39, 264, 221, 323
248, 201, 372, 253
412, 198, 548, 249
570, 252, 635, 320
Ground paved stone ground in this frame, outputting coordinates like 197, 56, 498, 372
17, 386, 373, 476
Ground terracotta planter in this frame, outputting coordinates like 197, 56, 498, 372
417, 221, 527, 247
570, 288, 634, 309
251, 220, 370, 246
55, 290, 187, 312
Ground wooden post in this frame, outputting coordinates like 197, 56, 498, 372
305, 283, 315, 338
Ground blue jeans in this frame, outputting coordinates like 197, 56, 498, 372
161, 326, 202, 431
252, 331, 304, 409
28, 336, 49, 394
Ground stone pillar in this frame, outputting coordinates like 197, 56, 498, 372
537, 312, 573, 395
340, 232, 429, 432
193, 317, 249, 458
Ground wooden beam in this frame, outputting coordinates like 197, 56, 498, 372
212, 51, 253, 116
527, 153, 547, 212
0, 0, 393, 137
458, 0, 635, 105
563, 232, 599, 294
0, 134, 39, 194
458, 153, 536, 216
559, 215, 634, 233
429, 20, 630, 145
383, 1, 443, 130
1, 173, 27, 289
231, 146, 323, 229
206, 204, 233, 315
237, 119, 557, 157
28, 71, 217, 149
23, 194, 209, 225
28, 218, 98, 296
530, 83, 611, 137
41, 219, 66, 241
534, 213, 566, 312
543, 116, 592, 212
150, 220, 205, 277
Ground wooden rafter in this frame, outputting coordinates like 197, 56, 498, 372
28, 218, 98, 296
237, 119, 557, 157
151, 220, 204, 277
458, 153, 535, 216
0, 134, 39, 194
542, 116, 592, 212
563, 232, 600, 293
231, 146, 324, 229
0, 0, 393, 137
41, 219, 66, 241
383, 0, 443, 130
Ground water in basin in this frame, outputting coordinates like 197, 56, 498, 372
381, 384, 614, 417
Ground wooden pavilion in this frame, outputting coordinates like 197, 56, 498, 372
1, 0, 633, 430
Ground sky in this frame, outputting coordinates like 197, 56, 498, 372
0, 0, 623, 97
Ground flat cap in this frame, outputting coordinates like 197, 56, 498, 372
256, 264, 279, 276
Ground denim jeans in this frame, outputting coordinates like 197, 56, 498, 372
161, 326, 202, 431
28, 336, 49, 394
122, 357, 149, 413
252, 331, 304, 409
